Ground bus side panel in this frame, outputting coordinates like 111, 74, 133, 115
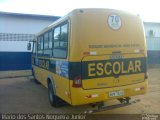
51, 73, 71, 104
33, 65, 48, 87
32, 64, 71, 104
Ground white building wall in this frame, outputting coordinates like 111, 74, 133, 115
0, 15, 54, 34
144, 23, 160, 37
0, 12, 60, 70
0, 14, 59, 52
143, 22, 160, 50
0, 41, 32, 52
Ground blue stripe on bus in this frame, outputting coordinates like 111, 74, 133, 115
32, 57, 147, 80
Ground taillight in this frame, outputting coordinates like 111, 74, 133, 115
72, 75, 82, 88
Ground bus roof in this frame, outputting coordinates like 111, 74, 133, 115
35, 8, 137, 37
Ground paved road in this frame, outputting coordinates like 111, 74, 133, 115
0, 67, 160, 114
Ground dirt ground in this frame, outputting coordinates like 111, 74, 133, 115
0, 67, 160, 114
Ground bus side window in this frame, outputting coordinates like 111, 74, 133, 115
49, 31, 52, 49
32, 39, 36, 54
53, 23, 68, 58
37, 36, 43, 55
54, 27, 61, 48
37, 37, 41, 54
42, 31, 53, 57
44, 32, 49, 56
48, 31, 53, 56
44, 32, 49, 49
53, 27, 61, 57
60, 24, 68, 47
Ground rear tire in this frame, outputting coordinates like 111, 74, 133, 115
32, 68, 40, 84
48, 82, 62, 107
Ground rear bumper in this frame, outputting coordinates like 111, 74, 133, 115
70, 80, 148, 105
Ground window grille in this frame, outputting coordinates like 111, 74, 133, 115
0, 33, 35, 41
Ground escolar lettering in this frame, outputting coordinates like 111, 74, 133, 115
39, 60, 49, 69
88, 60, 141, 77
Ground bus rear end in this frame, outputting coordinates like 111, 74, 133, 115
69, 9, 148, 105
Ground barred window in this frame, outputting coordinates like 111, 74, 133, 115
0, 33, 35, 41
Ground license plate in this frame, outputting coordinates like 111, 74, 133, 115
109, 90, 124, 97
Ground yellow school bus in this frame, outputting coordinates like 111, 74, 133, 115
31, 8, 148, 108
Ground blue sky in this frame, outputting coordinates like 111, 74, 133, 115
0, 0, 159, 22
